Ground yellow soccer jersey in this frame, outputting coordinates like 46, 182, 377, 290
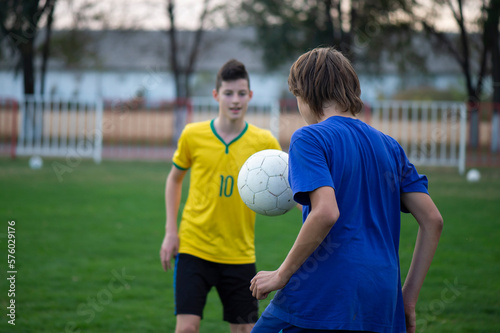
172, 119, 281, 264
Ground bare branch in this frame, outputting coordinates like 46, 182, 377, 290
167, 0, 179, 78
421, 21, 463, 66
445, 0, 461, 25
186, 0, 211, 75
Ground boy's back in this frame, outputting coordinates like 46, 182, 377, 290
268, 116, 428, 331
250, 47, 442, 333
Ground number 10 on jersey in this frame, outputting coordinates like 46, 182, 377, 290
219, 175, 234, 197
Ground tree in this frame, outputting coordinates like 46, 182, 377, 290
0, 0, 57, 147
484, 0, 499, 151
226, 0, 353, 70
0, 0, 56, 95
40, 0, 56, 94
408, 0, 497, 148
47, 0, 104, 70
225, 0, 423, 72
233, 0, 497, 150
166, 0, 212, 141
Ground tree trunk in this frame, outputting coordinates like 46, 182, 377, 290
167, 0, 210, 143
468, 97, 480, 149
345, 0, 357, 60
167, 0, 185, 143
21, 41, 36, 95
21, 40, 44, 144
488, 0, 500, 152
40, 0, 56, 95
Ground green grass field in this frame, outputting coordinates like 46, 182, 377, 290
0, 157, 499, 333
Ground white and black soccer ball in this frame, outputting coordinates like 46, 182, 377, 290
237, 149, 296, 216
29, 155, 43, 169
466, 168, 481, 182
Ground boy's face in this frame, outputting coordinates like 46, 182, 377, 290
213, 79, 253, 122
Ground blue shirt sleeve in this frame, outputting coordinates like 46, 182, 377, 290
398, 145, 429, 213
288, 130, 334, 206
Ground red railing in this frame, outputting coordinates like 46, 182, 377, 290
466, 102, 500, 167
0, 98, 19, 159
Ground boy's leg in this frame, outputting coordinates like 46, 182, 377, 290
229, 323, 254, 333
175, 314, 201, 333
174, 254, 217, 332
216, 262, 259, 328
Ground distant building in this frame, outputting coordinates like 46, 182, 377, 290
0, 27, 466, 105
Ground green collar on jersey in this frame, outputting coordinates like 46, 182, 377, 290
210, 119, 249, 154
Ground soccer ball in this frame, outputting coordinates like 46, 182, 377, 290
237, 149, 296, 216
29, 156, 43, 169
466, 168, 481, 182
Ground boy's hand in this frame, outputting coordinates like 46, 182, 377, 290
160, 232, 179, 271
404, 304, 416, 333
250, 269, 289, 300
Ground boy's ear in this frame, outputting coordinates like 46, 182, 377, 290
212, 89, 219, 101
249, 90, 253, 99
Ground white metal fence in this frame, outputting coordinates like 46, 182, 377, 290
2, 96, 492, 173
188, 99, 468, 174
15, 96, 103, 163
368, 101, 467, 174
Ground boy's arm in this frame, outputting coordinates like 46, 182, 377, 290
250, 186, 339, 300
160, 166, 187, 271
401, 192, 443, 333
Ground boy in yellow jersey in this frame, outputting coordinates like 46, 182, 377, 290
160, 59, 281, 333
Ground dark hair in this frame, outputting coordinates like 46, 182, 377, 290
215, 59, 250, 91
288, 47, 363, 116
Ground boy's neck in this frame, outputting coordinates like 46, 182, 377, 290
319, 105, 356, 122
213, 117, 246, 141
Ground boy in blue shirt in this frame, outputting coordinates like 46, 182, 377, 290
250, 47, 443, 333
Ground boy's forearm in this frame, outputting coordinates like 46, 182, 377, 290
165, 182, 179, 231
278, 187, 339, 281
401, 192, 443, 306
278, 210, 336, 282
164, 172, 184, 234
165, 214, 178, 233
403, 222, 442, 306
165, 199, 180, 234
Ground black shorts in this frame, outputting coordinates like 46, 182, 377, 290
174, 253, 259, 324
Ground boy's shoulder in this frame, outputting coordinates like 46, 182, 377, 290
246, 123, 274, 136
245, 123, 280, 145
243, 123, 281, 150
183, 119, 212, 132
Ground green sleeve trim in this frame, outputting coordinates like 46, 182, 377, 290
172, 162, 189, 170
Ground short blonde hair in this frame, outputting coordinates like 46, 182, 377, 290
288, 47, 363, 117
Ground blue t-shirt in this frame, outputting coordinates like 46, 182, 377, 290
266, 116, 428, 332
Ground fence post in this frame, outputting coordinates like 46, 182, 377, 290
12, 96, 102, 163
270, 100, 280, 141
17, 97, 25, 156
458, 103, 467, 175
492, 103, 500, 153
10, 100, 18, 159
94, 98, 103, 164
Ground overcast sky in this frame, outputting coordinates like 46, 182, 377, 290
53, 0, 224, 30
52, 0, 475, 32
